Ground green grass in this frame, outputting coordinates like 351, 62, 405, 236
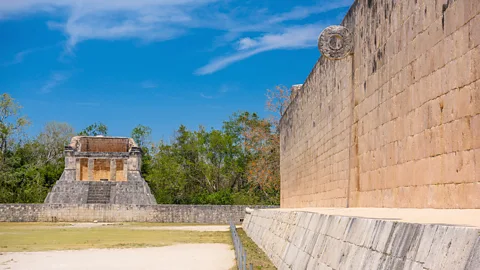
0, 222, 216, 228
0, 222, 231, 252
237, 229, 276, 270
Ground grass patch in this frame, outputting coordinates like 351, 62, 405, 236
237, 229, 276, 270
125, 222, 222, 227
0, 223, 231, 252
0, 222, 215, 229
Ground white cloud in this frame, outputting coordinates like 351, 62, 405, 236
0, 0, 218, 50
237, 37, 258, 50
2, 49, 33, 66
200, 93, 214, 99
1, 44, 58, 66
194, 1, 352, 75
195, 24, 324, 75
267, 0, 352, 24
0, 0, 353, 73
40, 71, 70, 93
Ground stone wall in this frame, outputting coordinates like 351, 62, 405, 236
243, 209, 480, 270
78, 137, 129, 152
44, 171, 157, 205
280, 0, 480, 208
0, 204, 276, 224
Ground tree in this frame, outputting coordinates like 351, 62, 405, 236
224, 112, 280, 204
37, 122, 74, 164
265, 85, 291, 130
131, 124, 153, 175
0, 93, 30, 156
0, 93, 281, 205
78, 122, 108, 136
0, 121, 72, 203
131, 124, 152, 148
146, 142, 187, 204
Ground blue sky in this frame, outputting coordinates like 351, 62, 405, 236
0, 0, 352, 142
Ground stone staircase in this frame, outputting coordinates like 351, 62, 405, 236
86, 181, 113, 204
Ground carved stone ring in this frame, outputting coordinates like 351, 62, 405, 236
318, 26, 353, 60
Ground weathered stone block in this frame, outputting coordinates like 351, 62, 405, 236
244, 209, 480, 270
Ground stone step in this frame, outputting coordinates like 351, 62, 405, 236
86, 197, 110, 201
87, 182, 112, 204
87, 196, 110, 199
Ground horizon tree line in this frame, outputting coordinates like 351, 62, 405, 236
0, 87, 291, 205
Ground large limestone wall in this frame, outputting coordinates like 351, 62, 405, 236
243, 209, 480, 270
0, 204, 275, 224
280, 0, 480, 208
281, 57, 353, 208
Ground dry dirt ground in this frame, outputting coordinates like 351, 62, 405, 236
0, 244, 235, 270
0, 224, 237, 270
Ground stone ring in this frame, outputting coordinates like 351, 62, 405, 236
318, 25, 353, 60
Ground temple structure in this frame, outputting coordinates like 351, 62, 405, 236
44, 136, 156, 205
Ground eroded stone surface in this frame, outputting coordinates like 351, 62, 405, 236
0, 204, 275, 223
317, 25, 353, 60
243, 209, 480, 270
281, 0, 480, 209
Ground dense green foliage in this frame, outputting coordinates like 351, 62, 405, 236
146, 112, 279, 205
0, 94, 280, 205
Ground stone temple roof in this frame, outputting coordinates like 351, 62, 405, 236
68, 136, 138, 153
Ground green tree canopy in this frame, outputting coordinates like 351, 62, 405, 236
0, 93, 280, 205
131, 124, 152, 149
0, 93, 30, 156
78, 122, 108, 136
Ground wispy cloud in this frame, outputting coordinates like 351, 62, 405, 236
195, 24, 324, 75
40, 71, 70, 93
0, 0, 218, 51
141, 80, 158, 89
200, 93, 214, 99
266, 1, 352, 24
1, 45, 57, 66
219, 84, 236, 93
2, 49, 34, 66
193, 1, 352, 75
0, 0, 352, 73
205, 0, 352, 51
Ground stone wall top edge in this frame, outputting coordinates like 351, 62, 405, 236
0, 203, 279, 207
340, 0, 359, 26
0, 203, 45, 206
279, 0, 359, 127
250, 208, 480, 229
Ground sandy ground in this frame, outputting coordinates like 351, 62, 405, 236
0, 244, 235, 270
266, 208, 480, 228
